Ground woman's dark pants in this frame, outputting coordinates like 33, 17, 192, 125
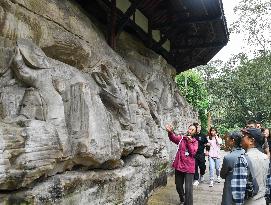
175, 170, 194, 205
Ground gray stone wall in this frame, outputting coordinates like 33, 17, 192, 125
0, 0, 198, 204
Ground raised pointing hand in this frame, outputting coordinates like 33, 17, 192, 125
165, 124, 173, 132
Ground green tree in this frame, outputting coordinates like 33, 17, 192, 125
175, 70, 209, 133
198, 53, 271, 132
224, 53, 271, 125
231, 0, 271, 53
192, 0, 271, 134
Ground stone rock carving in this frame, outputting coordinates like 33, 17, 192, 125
146, 80, 163, 127
66, 82, 89, 134
0, 39, 124, 190
17, 39, 51, 70
19, 87, 48, 121
92, 64, 130, 128
0, 1, 199, 203
11, 42, 69, 152
0, 86, 25, 120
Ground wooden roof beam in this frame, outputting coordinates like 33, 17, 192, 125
117, 0, 144, 34
108, 0, 117, 49
171, 41, 226, 50
157, 35, 168, 47
128, 20, 170, 59
152, 14, 222, 29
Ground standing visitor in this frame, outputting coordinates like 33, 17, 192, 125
207, 127, 222, 187
262, 128, 271, 158
262, 128, 271, 153
264, 129, 271, 205
165, 124, 198, 205
221, 131, 245, 205
246, 120, 256, 128
193, 122, 208, 186
246, 121, 270, 156
231, 128, 269, 205
256, 121, 262, 129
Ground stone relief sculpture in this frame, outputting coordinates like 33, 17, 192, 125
0, 1, 199, 204
0, 38, 199, 193
146, 80, 163, 127
0, 39, 126, 189
19, 87, 47, 120
91, 64, 130, 129
11, 42, 69, 154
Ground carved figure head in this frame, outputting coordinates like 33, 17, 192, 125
17, 38, 51, 70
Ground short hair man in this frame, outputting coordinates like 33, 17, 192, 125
246, 120, 256, 128
255, 121, 262, 129
246, 121, 270, 157
231, 128, 269, 205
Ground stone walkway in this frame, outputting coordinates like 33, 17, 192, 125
147, 151, 227, 205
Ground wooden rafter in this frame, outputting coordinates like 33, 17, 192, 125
171, 41, 226, 50
157, 35, 168, 47
78, 0, 228, 73
151, 15, 222, 30
117, 0, 143, 34
108, 0, 117, 49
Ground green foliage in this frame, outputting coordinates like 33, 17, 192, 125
231, 0, 271, 52
176, 53, 271, 135
198, 52, 271, 134
176, 0, 271, 135
175, 70, 209, 133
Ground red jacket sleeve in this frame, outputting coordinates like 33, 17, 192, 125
168, 132, 183, 145
185, 138, 198, 157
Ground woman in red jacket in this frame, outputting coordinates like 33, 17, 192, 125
165, 124, 198, 205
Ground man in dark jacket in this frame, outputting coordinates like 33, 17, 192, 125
193, 122, 208, 186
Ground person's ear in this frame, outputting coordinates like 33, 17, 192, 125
249, 138, 255, 145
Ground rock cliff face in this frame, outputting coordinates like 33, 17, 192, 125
0, 0, 198, 204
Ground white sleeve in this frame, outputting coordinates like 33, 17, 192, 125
217, 137, 223, 145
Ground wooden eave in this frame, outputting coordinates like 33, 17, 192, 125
75, 0, 229, 73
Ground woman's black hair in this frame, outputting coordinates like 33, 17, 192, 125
193, 122, 199, 133
228, 131, 242, 148
262, 128, 271, 140
208, 127, 218, 140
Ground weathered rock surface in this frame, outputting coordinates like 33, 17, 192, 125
0, 0, 198, 204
